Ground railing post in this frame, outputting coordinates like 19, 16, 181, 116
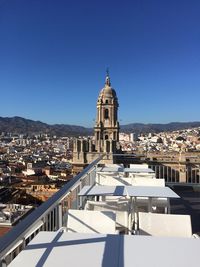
75, 188, 78, 210
41, 218, 45, 231
58, 203, 63, 229
49, 212, 52, 231
79, 180, 83, 209
1, 258, 7, 267
52, 208, 55, 231
54, 207, 58, 230
22, 238, 26, 250
88, 172, 91, 185
163, 166, 165, 180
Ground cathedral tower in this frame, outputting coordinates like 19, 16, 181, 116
94, 72, 120, 152
72, 72, 120, 173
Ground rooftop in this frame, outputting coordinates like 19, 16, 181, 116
0, 155, 199, 266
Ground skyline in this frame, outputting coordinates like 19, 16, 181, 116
0, 0, 200, 127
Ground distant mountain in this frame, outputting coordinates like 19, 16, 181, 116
0, 117, 92, 137
0, 116, 200, 136
120, 122, 200, 134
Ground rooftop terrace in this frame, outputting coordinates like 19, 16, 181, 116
0, 154, 199, 267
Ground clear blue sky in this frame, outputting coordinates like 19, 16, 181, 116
0, 0, 200, 127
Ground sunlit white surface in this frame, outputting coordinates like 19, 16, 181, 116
78, 185, 127, 196
9, 232, 200, 267
126, 186, 179, 198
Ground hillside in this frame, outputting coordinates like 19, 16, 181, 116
0, 117, 92, 136
0, 116, 200, 136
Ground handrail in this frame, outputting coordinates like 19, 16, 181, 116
0, 155, 104, 260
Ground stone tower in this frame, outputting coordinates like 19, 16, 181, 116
72, 72, 121, 173
94, 72, 120, 153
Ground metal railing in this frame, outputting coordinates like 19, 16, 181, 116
0, 155, 103, 266
149, 165, 180, 183
149, 164, 200, 184
186, 167, 200, 184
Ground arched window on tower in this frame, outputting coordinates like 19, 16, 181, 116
105, 135, 109, 140
105, 100, 108, 104
104, 109, 109, 119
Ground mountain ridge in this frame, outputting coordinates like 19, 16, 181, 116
0, 116, 200, 136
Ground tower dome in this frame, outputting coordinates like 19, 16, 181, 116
98, 74, 118, 104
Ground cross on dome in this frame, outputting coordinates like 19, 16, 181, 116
105, 68, 111, 86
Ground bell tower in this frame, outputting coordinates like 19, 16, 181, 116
94, 71, 120, 152
72, 71, 121, 174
